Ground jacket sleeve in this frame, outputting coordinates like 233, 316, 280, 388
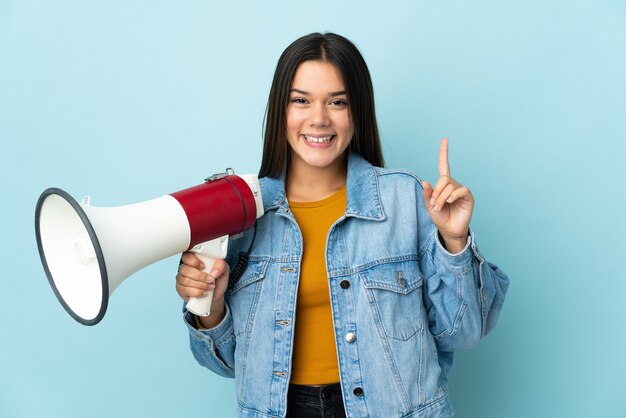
183, 303, 236, 378
416, 183, 510, 352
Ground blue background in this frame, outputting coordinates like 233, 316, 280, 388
2, 1, 625, 417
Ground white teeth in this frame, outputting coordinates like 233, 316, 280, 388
304, 135, 333, 143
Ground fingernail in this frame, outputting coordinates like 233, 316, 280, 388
199, 263, 206, 270
430, 198, 436, 206
210, 268, 220, 278
434, 205, 440, 212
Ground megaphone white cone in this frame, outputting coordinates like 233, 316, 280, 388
36, 189, 191, 325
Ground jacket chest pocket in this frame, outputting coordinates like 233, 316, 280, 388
359, 260, 424, 341
226, 259, 269, 336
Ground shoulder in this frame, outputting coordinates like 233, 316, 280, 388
373, 166, 425, 191
258, 176, 286, 211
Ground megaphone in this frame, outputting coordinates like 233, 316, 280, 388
35, 168, 264, 326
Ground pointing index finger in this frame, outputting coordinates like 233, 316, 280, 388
438, 138, 450, 177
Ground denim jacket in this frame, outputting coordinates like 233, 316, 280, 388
184, 153, 509, 418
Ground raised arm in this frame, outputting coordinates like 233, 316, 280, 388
418, 138, 509, 351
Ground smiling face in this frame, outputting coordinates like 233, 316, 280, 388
286, 60, 354, 177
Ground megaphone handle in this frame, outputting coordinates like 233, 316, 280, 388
186, 253, 216, 317
186, 236, 229, 317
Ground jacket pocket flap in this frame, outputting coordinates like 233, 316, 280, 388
360, 260, 423, 294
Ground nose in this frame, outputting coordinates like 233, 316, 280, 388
309, 103, 330, 127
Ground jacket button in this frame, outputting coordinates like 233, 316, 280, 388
345, 332, 356, 343
340, 280, 350, 289
353, 387, 364, 397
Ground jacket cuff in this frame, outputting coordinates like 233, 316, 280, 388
184, 303, 234, 349
434, 229, 476, 268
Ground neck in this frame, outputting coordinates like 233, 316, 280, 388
286, 154, 348, 202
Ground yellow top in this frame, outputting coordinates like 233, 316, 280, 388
288, 186, 346, 385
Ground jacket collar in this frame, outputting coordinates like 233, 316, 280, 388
259, 152, 385, 221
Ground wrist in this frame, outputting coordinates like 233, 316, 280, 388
438, 231, 469, 254
196, 299, 226, 329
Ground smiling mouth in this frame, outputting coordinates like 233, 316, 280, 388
303, 134, 334, 144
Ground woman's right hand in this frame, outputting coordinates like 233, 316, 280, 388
176, 252, 230, 328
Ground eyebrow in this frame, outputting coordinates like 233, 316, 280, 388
290, 88, 347, 97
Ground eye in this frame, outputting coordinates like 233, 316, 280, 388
290, 97, 308, 105
330, 99, 348, 107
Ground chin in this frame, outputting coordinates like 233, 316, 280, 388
302, 146, 345, 163
302, 156, 336, 169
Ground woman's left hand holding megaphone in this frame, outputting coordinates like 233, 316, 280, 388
176, 253, 229, 328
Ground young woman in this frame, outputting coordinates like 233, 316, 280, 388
175, 32, 509, 418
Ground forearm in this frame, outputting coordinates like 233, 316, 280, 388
184, 303, 236, 377
421, 230, 509, 351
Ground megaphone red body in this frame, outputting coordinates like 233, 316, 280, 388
35, 169, 264, 325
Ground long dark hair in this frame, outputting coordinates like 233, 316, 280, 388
258, 32, 384, 178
